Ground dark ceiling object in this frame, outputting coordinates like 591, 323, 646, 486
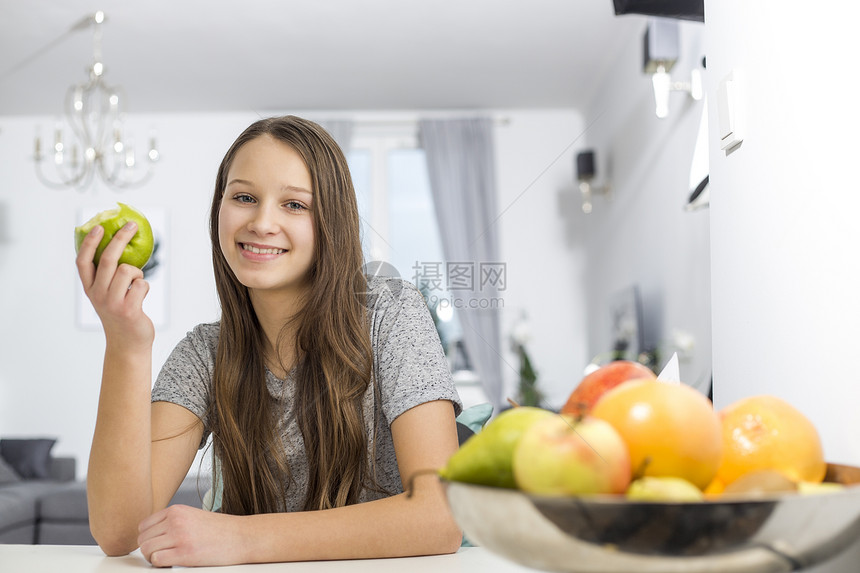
576, 150, 596, 181
613, 0, 704, 22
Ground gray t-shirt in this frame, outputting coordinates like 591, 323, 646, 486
151, 277, 462, 512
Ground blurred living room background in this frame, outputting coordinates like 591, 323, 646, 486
2, 0, 859, 487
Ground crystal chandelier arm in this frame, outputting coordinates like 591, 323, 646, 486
97, 146, 157, 190
65, 80, 96, 159
34, 152, 94, 190
32, 10, 159, 191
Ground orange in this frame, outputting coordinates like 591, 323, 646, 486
703, 477, 725, 496
716, 395, 825, 486
591, 379, 722, 490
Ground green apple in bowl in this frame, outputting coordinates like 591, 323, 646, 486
74, 203, 154, 268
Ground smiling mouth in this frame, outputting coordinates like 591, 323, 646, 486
241, 243, 287, 255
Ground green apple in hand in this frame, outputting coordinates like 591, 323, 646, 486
74, 203, 154, 268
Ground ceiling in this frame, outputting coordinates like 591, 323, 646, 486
0, 1, 647, 116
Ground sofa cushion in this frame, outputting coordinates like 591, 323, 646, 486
49, 457, 77, 482
0, 438, 56, 479
0, 522, 37, 544
39, 476, 211, 523
0, 456, 21, 484
39, 482, 89, 521
0, 481, 61, 533
38, 522, 96, 545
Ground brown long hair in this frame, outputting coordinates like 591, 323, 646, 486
208, 116, 373, 514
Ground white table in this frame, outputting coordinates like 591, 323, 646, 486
5, 542, 860, 572
0, 544, 542, 572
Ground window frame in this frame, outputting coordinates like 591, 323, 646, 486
351, 126, 420, 263
348, 125, 479, 385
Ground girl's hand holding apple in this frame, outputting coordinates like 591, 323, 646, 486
75, 219, 154, 349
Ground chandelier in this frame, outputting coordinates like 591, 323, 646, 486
33, 11, 158, 190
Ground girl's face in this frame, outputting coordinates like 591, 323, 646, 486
218, 135, 316, 297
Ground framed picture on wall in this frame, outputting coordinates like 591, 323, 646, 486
609, 285, 643, 361
75, 205, 169, 330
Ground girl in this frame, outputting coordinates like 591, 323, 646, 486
76, 116, 463, 567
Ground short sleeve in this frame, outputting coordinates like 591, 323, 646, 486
369, 279, 462, 423
151, 323, 219, 447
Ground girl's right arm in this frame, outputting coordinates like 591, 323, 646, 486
76, 223, 201, 555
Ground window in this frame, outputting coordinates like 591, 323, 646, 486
348, 129, 470, 373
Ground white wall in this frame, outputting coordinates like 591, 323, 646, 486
578, 18, 712, 390
495, 110, 590, 408
0, 109, 586, 474
705, 1, 860, 465
704, 3, 860, 569
0, 112, 254, 474
705, 4, 860, 573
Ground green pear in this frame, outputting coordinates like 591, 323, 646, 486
75, 202, 154, 268
439, 406, 553, 488
627, 476, 704, 502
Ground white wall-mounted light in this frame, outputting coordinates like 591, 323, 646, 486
652, 65, 702, 119
643, 18, 702, 119
576, 150, 611, 214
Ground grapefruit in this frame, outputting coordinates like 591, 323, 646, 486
591, 379, 722, 490
716, 395, 825, 486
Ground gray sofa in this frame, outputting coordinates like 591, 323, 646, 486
0, 439, 208, 545
0, 455, 76, 543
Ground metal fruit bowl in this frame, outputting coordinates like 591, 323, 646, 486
442, 464, 860, 573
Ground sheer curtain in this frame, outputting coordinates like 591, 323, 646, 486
419, 118, 504, 410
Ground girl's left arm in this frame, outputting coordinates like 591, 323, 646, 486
137, 399, 462, 567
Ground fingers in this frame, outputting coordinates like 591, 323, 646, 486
136, 507, 240, 567
75, 224, 104, 289
138, 506, 169, 535
91, 221, 138, 292
80, 221, 150, 315
138, 508, 172, 565
98, 221, 138, 267
148, 548, 182, 569
126, 273, 151, 308
138, 506, 193, 568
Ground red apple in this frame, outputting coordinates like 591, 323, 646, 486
560, 360, 655, 417
512, 415, 632, 496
